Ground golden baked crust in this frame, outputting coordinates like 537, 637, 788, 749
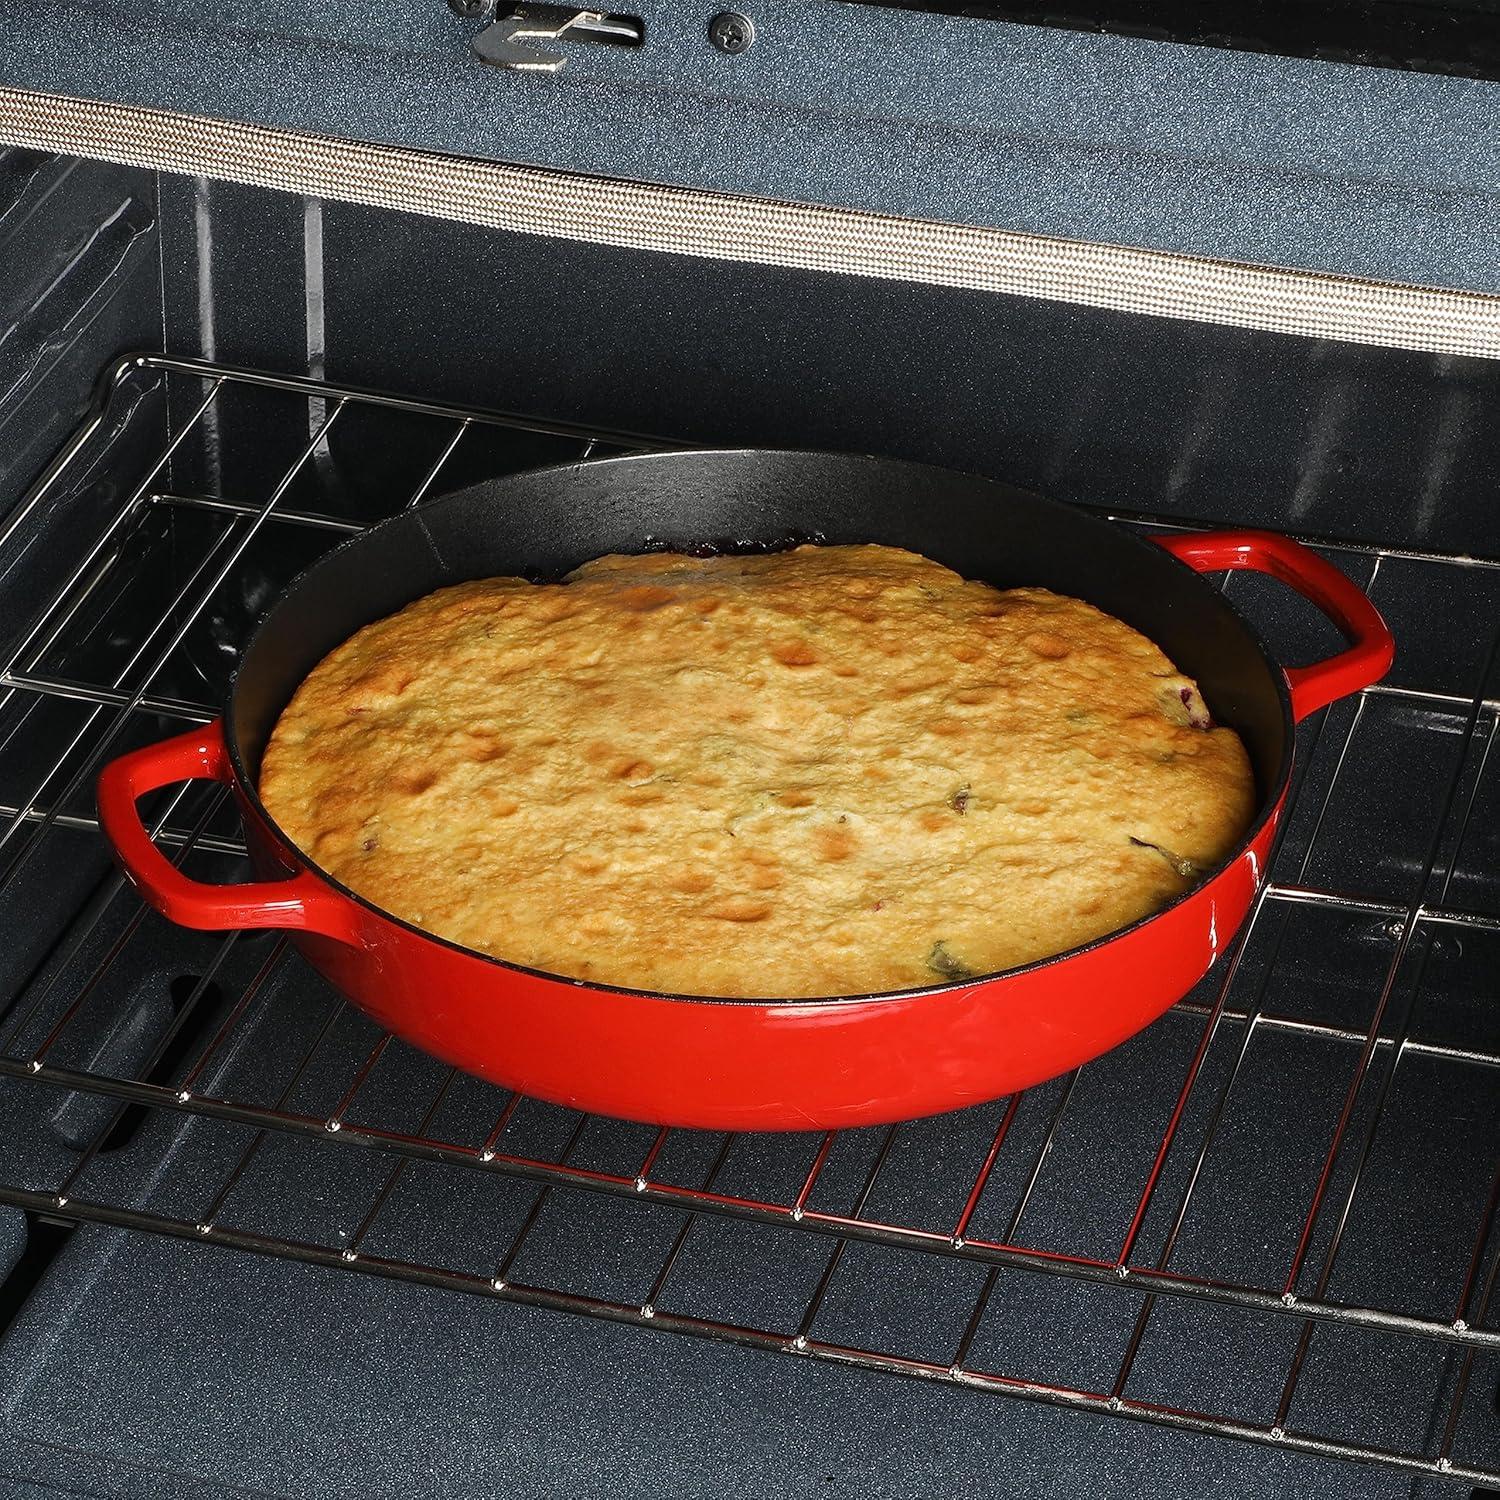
259, 544, 1254, 998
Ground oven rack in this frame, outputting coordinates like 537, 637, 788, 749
0, 353, 1496, 1484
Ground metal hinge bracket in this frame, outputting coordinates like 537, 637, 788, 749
452, 2, 644, 72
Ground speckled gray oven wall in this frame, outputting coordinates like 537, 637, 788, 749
159, 179, 1500, 557
3, 0, 1500, 293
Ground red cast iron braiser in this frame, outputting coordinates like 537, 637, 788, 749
96, 451, 1393, 1129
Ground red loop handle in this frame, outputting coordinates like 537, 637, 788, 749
96, 721, 362, 945
1157, 529, 1395, 722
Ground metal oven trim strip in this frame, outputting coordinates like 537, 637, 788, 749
3, 85, 1500, 360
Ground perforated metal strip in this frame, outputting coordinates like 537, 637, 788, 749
3, 83, 1500, 359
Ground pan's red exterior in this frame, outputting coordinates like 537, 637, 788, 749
96, 527, 1392, 1129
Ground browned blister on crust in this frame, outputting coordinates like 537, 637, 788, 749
259, 544, 1255, 997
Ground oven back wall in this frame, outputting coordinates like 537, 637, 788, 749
159, 179, 1500, 558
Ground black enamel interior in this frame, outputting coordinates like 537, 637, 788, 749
227, 447, 1292, 840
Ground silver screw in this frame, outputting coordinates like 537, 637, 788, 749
709, 12, 754, 53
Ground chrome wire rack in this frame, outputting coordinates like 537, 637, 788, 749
0, 354, 1497, 1483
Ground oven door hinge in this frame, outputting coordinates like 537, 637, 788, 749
449, 0, 645, 72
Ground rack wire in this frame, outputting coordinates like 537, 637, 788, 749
0, 353, 1496, 1483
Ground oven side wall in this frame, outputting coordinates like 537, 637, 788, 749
0, 149, 163, 520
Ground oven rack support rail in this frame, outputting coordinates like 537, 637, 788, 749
0, 353, 1496, 1484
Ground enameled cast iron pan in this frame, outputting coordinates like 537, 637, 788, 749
96, 451, 1393, 1129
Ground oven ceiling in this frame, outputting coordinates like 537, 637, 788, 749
2, 0, 1500, 296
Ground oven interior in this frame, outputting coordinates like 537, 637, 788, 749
0, 146, 1497, 1497
866, 0, 1500, 81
